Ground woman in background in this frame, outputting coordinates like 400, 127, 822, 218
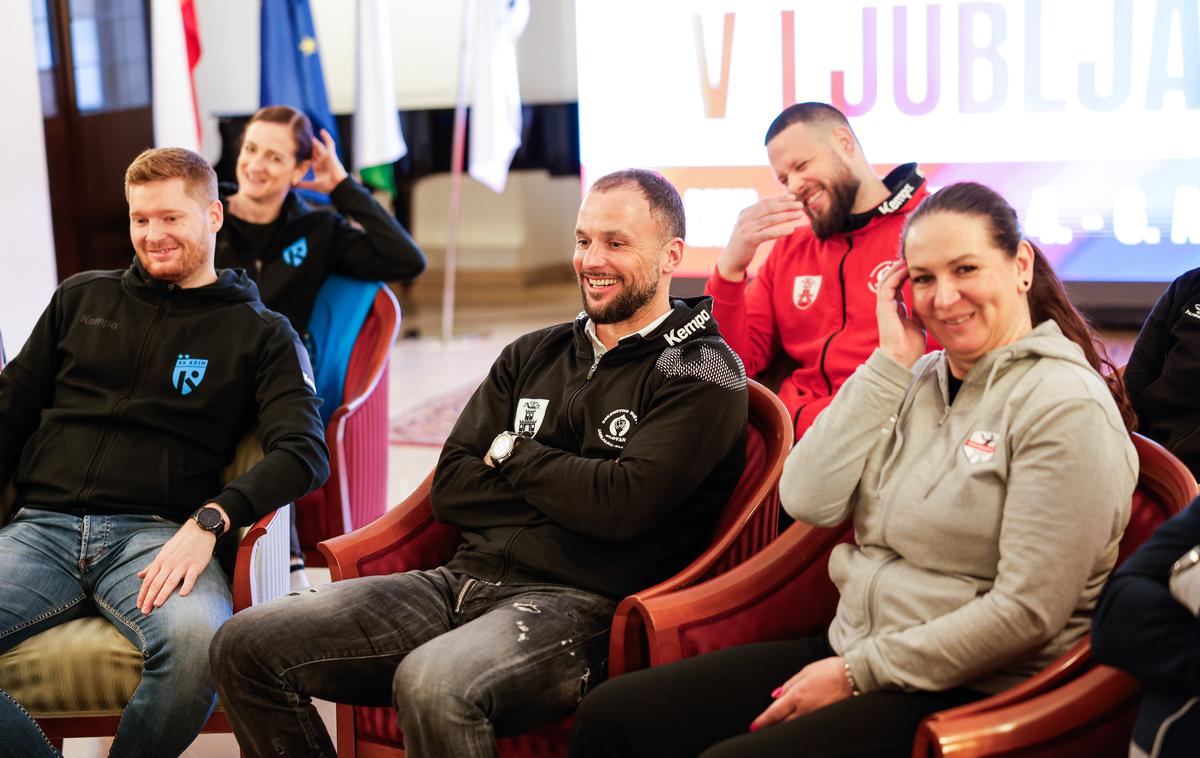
570, 182, 1138, 757
216, 106, 426, 585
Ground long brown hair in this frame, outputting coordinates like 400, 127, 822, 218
902, 182, 1136, 431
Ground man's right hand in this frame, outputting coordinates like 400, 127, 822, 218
716, 194, 808, 282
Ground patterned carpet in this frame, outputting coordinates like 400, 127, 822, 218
389, 380, 480, 447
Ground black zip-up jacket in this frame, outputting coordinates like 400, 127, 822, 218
432, 297, 748, 600
0, 262, 330, 528
1126, 267, 1200, 477
215, 177, 426, 337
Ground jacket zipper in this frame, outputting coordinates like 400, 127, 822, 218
864, 555, 900, 634
75, 293, 175, 505
453, 578, 477, 614
498, 527, 524, 584
816, 238, 854, 396
566, 353, 602, 438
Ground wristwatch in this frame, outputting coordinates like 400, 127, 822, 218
489, 431, 525, 467
190, 506, 226, 537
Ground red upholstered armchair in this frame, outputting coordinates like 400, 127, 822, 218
316, 378, 792, 757
297, 285, 400, 565
627, 433, 1196, 758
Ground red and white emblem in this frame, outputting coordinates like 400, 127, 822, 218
962, 430, 999, 464
792, 275, 822, 310
867, 261, 892, 294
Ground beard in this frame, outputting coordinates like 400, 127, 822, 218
136, 236, 211, 284
806, 164, 861, 241
579, 273, 660, 325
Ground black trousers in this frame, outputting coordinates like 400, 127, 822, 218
569, 636, 985, 758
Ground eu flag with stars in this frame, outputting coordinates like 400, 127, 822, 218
260, 0, 340, 149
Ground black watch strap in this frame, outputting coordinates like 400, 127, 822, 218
191, 506, 226, 536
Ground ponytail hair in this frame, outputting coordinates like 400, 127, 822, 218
903, 182, 1136, 431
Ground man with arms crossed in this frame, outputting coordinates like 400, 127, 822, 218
0, 148, 329, 757
707, 101, 927, 437
211, 169, 748, 757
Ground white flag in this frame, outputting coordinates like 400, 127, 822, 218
151, 0, 200, 152
354, 0, 406, 174
468, 0, 529, 194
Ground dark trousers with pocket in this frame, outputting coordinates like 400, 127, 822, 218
570, 635, 985, 758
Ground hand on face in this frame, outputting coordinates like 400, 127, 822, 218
716, 194, 807, 281
296, 129, 349, 194
876, 258, 927, 369
749, 656, 853, 732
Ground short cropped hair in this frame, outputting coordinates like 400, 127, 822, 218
589, 169, 686, 241
246, 105, 315, 163
764, 102, 852, 146
124, 147, 218, 204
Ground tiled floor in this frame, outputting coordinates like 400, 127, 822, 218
59, 280, 1137, 756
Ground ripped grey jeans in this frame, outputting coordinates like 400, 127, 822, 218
210, 566, 616, 758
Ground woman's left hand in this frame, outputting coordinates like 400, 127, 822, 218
749, 656, 853, 732
297, 128, 349, 194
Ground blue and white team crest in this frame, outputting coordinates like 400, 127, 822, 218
173, 354, 208, 396
281, 237, 308, 267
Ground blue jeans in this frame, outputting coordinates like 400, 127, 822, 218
0, 508, 232, 758
0, 687, 60, 758
211, 566, 617, 758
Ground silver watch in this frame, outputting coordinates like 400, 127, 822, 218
489, 431, 523, 466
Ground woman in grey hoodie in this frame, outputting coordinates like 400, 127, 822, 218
570, 183, 1138, 758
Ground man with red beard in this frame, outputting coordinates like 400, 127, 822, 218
210, 169, 748, 758
0, 148, 328, 757
706, 102, 928, 439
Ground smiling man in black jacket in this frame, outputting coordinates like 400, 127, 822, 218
211, 169, 749, 758
0, 147, 329, 758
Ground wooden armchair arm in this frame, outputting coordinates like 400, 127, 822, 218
317, 471, 461, 582
920, 637, 1093, 729
631, 519, 850, 668
231, 505, 291, 612
912, 664, 1142, 757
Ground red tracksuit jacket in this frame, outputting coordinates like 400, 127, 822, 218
706, 164, 930, 439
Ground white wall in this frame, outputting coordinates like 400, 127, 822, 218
0, 2, 59, 355
192, 0, 578, 160
191, 0, 582, 276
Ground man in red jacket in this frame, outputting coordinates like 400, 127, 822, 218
705, 102, 928, 438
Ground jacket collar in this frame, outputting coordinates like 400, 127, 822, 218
571, 296, 720, 360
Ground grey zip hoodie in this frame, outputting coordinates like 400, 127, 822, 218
781, 319, 1137, 694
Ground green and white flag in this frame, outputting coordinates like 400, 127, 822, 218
354, 0, 406, 194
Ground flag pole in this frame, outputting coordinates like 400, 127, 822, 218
442, 0, 474, 342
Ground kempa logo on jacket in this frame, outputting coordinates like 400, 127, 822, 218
662, 309, 712, 346
597, 408, 638, 448
282, 237, 308, 267
793, 275, 822, 309
1185, 303, 1200, 320
173, 354, 208, 396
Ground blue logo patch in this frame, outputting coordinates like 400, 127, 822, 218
281, 238, 308, 267
173, 354, 208, 396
